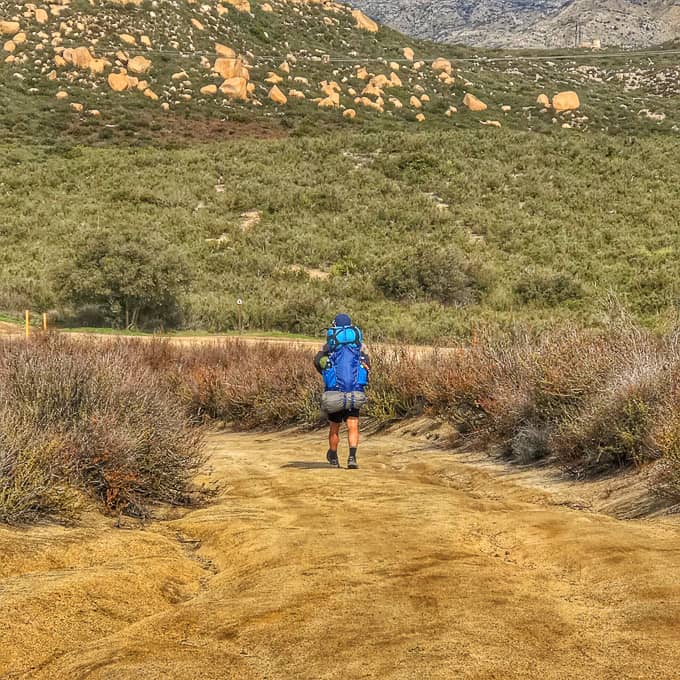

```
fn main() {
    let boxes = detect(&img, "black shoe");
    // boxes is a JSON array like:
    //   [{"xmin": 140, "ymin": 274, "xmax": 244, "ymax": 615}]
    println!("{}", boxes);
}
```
[
  {"xmin": 326, "ymin": 451, "xmax": 340, "ymax": 468},
  {"xmin": 347, "ymin": 455, "xmax": 359, "ymax": 470}
]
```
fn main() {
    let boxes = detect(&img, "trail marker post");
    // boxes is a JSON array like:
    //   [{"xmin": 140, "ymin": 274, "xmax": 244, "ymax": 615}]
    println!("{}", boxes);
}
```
[
  {"xmin": 237, "ymin": 299, "xmax": 243, "ymax": 333},
  {"xmin": 42, "ymin": 313, "xmax": 48, "ymax": 332},
  {"xmin": 25, "ymin": 310, "xmax": 30, "ymax": 339}
]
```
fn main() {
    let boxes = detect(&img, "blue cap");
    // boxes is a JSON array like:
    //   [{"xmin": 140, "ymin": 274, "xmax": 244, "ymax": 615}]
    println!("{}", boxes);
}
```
[{"xmin": 333, "ymin": 313, "xmax": 352, "ymax": 327}]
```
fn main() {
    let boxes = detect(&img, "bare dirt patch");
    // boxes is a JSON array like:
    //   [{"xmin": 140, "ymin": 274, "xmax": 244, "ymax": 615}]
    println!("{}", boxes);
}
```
[{"xmin": 2, "ymin": 429, "xmax": 679, "ymax": 678}]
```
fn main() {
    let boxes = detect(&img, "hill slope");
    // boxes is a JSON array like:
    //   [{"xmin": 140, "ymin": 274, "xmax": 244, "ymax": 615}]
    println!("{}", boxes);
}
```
[
  {"xmin": 2, "ymin": 1, "xmax": 680, "ymax": 340},
  {"xmin": 2, "ymin": 0, "xmax": 680, "ymax": 145},
  {"xmin": 351, "ymin": 0, "xmax": 680, "ymax": 48}
]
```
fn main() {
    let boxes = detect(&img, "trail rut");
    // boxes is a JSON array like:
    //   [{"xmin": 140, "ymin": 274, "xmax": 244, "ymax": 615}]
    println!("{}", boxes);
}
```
[{"xmin": 1, "ymin": 429, "xmax": 679, "ymax": 679}]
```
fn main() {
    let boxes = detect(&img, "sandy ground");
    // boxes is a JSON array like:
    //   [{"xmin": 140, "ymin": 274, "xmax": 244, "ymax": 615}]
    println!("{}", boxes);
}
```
[{"xmin": 1, "ymin": 428, "xmax": 680, "ymax": 679}]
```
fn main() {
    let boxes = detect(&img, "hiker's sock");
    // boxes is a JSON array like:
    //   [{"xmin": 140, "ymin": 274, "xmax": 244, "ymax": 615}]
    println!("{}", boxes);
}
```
[
  {"xmin": 349, "ymin": 447, "xmax": 357, "ymax": 459},
  {"xmin": 347, "ymin": 447, "xmax": 358, "ymax": 469}
]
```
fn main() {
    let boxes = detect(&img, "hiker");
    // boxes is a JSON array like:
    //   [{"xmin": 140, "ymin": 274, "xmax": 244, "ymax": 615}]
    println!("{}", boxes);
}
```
[{"xmin": 314, "ymin": 313, "xmax": 370, "ymax": 469}]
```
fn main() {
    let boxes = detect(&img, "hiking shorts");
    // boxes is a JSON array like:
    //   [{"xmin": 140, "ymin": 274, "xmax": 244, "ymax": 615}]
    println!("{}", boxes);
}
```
[{"xmin": 328, "ymin": 408, "xmax": 361, "ymax": 423}]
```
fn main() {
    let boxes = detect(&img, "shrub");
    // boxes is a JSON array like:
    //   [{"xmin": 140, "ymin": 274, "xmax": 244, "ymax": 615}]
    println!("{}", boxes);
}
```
[
  {"xmin": 0, "ymin": 337, "xmax": 205, "ymax": 523},
  {"xmin": 513, "ymin": 268, "xmax": 584, "ymax": 307},
  {"xmin": 374, "ymin": 244, "xmax": 483, "ymax": 306}
]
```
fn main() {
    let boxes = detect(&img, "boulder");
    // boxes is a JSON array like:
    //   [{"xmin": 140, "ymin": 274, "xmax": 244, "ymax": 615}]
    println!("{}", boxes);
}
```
[
  {"xmin": 420, "ymin": 94, "xmax": 430, "ymax": 103},
  {"xmin": 191, "ymin": 18, "xmax": 205, "ymax": 30},
  {"xmin": 409, "ymin": 95, "xmax": 422, "ymax": 109},
  {"xmin": 225, "ymin": 0, "xmax": 250, "ymax": 11},
  {"xmin": 320, "ymin": 80, "xmax": 341, "ymax": 96},
  {"xmin": 432, "ymin": 57, "xmax": 452, "ymax": 74},
  {"xmin": 140, "ymin": 35, "xmax": 151, "ymax": 47},
  {"xmin": 389, "ymin": 96, "xmax": 403, "ymax": 109},
  {"xmin": 403, "ymin": 47, "xmax": 414, "ymax": 61},
  {"xmin": 351, "ymin": 9, "xmax": 378, "ymax": 32},
  {"xmin": 35, "ymin": 8, "xmax": 48, "ymax": 24},
  {"xmin": 88, "ymin": 109, "xmax": 101, "ymax": 117},
  {"xmin": 268, "ymin": 85, "xmax": 287, "ymax": 105},
  {"xmin": 552, "ymin": 91, "xmax": 580, "ymax": 112},
  {"xmin": 214, "ymin": 57, "xmax": 248, "ymax": 80},
  {"xmin": 362, "ymin": 83, "xmax": 383, "ymax": 98},
  {"xmin": 128, "ymin": 55, "xmax": 151, "ymax": 74},
  {"xmin": 288, "ymin": 89, "xmax": 305, "ymax": 99},
  {"xmin": 416, "ymin": 113, "xmax": 425, "ymax": 123},
  {"xmin": 389, "ymin": 61, "xmax": 400, "ymax": 71},
  {"xmin": 0, "ymin": 21, "xmax": 20, "ymax": 35},
  {"xmin": 389, "ymin": 72, "xmax": 402, "ymax": 87},
  {"xmin": 3, "ymin": 40, "xmax": 15, "ymax": 53},
  {"xmin": 70, "ymin": 102, "xmax": 83, "ymax": 112},
  {"xmin": 143, "ymin": 88, "xmax": 158, "ymax": 100},
  {"xmin": 537, "ymin": 93, "xmax": 551, "ymax": 108},
  {"xmin": 161, "ymin": 102, "xmax": 170, "ymax": 112},
  {"xmin": 261, "ymin": 2, "xmax": 273, "ymax": 11},
  {"xmin": 119, "ymin": 33, "xmax": 136, "ymax": 45},
  {"xmin": 369, "ymin": 74, "xmax": 389, "ymax": 89},
  {"xmin": 343, "ymin": 108, "xmax": 356, "ymax": 119},
  {"xmin": 220, "ymin": 76, "xmax": 248, "ymax": 100},
  {"xmin": 13, "ymin": 32, "xmax": 26, "ymax": 44},
  {"xmin": 89, "ymin": 58, "xmax": 110, "ymax": 75},
  {"xmin": 108, "ymin": 71, "xmax": 130, "ymax": 91},
  {"xmin": 55, "ymin": 90, "xmax": 68, "ymax": 99},
  {"xmin": 445, "ymin": 106, "xmax": 457, "ymax": 116},
  {"xmin": 356, "ymin": 66, "xmax": 369, "ymax": 81},
  {"xmin": 265, "ymin": 71, "xmax": 283, "ymax": 84},
  {"xmin": 200, "ymin": 84, "xmax": 218, "ymax": 95},
  {"xmin": 318, "ymin": 92, "xmax": 340, "ymax": 108},
  {"xmin": 501, "ymin": 105, "xmax": 511, "ymax": 112},
  {"xmin": 463, "ymin": 93, "xmax": 487, "ymax": 112},
  {"xmin": 481, "ymin": 120, "xmax": 501, "ymax": 128},
  {"xmin": 279, "ymin": 61, "xmax": 290, "ymax": 74}
]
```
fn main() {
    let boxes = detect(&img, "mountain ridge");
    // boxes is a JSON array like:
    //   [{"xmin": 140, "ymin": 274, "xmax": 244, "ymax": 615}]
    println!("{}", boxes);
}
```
[{"xmin": 350, "ymin": 0, "xmax": 680, "ymax": 48}]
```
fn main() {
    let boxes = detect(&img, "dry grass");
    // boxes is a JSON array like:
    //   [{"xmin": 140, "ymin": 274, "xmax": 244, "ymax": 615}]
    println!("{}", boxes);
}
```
[{"xmin": 5, "ymin": 318, "xmax": 680, "ymax": 523}]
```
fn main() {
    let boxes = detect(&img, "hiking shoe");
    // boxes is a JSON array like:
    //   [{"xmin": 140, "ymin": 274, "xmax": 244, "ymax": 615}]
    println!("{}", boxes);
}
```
[
  {"xmin": 326, "ymin": 451, "xmax": 340, "ymax": 468},
  {"xmin": 347, "ymin": 455, "xmax": 359, "ymax": 470}
]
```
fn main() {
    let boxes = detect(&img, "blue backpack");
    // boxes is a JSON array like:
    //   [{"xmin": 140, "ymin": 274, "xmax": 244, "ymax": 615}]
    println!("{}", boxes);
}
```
[{"xmin": 322, "ymin": 325, "xmax": 369, "ymax": 393}]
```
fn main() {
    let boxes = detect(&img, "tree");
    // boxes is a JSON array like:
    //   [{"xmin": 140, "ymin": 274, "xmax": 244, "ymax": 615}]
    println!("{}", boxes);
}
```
[{"xmin": 54, "ymin": 228, "xmax": 191, "ymax": 328}]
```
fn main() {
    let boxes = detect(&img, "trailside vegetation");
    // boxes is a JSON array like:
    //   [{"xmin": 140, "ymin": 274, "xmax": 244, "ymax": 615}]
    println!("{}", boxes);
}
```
[{"xmin": 4, "ymin": 315, "xmax": 680, "ymax": 524}]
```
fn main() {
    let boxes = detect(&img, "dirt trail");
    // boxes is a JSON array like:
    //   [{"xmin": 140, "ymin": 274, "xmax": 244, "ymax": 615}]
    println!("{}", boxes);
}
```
[{"xmin": 2, "ymin": 429, "xmax": 680, "ymax": 679}]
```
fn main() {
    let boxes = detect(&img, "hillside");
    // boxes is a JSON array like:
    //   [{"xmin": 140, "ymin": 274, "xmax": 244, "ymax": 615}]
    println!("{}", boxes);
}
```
[
  {"xmin": 2, "ymin": 0, "xmax": 680, "ymax": 144},
  {"xmin": 351, "ymin": 0, "xmax": 680, "ymax": 49},
  {"xmin": 2, "ymin": 1, "xmax": 680, "ymax": 340}
]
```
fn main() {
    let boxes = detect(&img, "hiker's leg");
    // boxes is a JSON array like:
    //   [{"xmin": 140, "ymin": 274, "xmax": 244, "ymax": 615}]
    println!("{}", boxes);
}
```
[
  {"xmin": 347, "ymin": 417, "xmax": 359, "ymax": 448},
  {"xmin": 346, "ymin": 416, "xmax": 360, "ymax": 469},
  {"xmin": 329, "ymin": 421, "xmax": 341, "ymax": 452}
]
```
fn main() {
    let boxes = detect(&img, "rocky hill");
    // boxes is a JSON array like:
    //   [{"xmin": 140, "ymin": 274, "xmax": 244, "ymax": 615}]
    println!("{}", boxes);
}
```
[
  {"xmin": 1, "ymin": 0, "xmax": 680, "ymax": 146},
  {"xmin": 351, "ymin": 0, "xmax": 680, "ymax": 48}
]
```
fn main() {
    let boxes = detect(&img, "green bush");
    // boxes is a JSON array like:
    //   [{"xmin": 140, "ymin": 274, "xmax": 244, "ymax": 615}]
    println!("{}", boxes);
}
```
[
  {"xmin": 513, "ymin": 268, "xmax": 585, "ymax": 307},
  {"xmin": 374, "ymin": 244, "xmax": 483, "ymax": 306}
]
